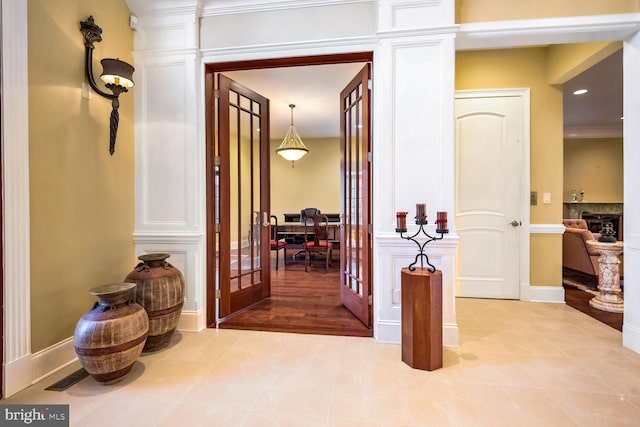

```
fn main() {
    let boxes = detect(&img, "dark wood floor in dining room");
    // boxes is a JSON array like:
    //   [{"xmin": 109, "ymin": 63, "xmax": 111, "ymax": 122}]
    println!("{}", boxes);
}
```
[{"xmin": 218, "ymin": 251, "xmax": 372, "ymax": 337}]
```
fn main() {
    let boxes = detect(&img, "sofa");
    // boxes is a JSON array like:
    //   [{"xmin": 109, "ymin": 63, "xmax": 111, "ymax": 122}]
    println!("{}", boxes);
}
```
[{"xmin": 562, "ymin": 219, "xmax": 623, "ymax": 278}]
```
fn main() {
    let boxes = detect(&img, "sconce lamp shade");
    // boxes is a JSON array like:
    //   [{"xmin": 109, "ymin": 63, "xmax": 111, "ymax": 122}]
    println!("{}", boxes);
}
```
[
  {"xmin": 276, "ymin": 104, "xmax": 309, "ymax": 163},
  {"xmin": 80, "ymin": 15, "xmax": 135, "ymax": 155},
  {"xmin": 100, "ymin": 58, "xmax": 135, "ymax": 88}
]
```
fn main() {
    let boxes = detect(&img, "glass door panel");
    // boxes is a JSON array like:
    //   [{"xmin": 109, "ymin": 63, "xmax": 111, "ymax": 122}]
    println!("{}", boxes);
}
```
[
  {"xmin": 340, "ymin": 64, "xmax": 371, "ymax": 327},
  {"xmin": 217, "ymin": 74, "xmax": 270, "ymax": 319}
]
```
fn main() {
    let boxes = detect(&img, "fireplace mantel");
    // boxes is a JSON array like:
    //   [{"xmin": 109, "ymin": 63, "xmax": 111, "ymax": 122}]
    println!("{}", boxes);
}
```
[{"xmin": 563, "ymin": 202, "xmax": 624, "ymax": 219}]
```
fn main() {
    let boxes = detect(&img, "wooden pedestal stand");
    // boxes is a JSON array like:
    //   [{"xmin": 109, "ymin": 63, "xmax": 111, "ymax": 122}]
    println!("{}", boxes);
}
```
[{"xmin": 401, "ymin": 267, "xmax": 443, "ymax": 371}]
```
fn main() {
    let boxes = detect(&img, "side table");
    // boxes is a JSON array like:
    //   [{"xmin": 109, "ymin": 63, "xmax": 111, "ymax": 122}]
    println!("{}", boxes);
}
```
[{"xmin": 586, "ymin": 240, "xmax": 624, "ymax": 313}]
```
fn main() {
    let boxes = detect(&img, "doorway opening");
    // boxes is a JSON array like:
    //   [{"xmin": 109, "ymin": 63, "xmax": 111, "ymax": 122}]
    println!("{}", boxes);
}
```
[{"xmin": 205, "ymin": 53, "xmax": 374, "ymax": 337}]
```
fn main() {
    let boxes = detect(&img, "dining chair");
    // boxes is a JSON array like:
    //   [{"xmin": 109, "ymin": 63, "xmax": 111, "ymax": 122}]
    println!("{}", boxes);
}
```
[
  {"xmin": 270, "ymin": 215, "xmax": 287, "ymax": 270},
  {"xmin": 303, "ymin": 214, "xmax": 333, "ymax": 272}
]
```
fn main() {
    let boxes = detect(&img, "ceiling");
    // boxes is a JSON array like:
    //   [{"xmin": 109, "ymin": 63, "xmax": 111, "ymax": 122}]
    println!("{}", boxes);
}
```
[
  {"xmin": 563, "ymin": 49, "xmax": 623, "ymax": 139},
  {"xmin": 222, "ymin": 49, "xmax": 622, "ymax": 141},
  {"xmin": 224, "ymin": 62, "xmax": 368, "ymax": 140}
]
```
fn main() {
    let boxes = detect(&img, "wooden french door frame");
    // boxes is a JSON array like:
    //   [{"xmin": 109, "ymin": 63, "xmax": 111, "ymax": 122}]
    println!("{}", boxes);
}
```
[
  {"xmin": 340, "ymin": 64, "xmax": 372, "ymax": 327},
  {"xmin": 205, "ymin": 52, "xmax": 374, "ymax": 328},
  {"xmin": 208, "ymin": 73, "xmax": 272, "ymax": 322}
]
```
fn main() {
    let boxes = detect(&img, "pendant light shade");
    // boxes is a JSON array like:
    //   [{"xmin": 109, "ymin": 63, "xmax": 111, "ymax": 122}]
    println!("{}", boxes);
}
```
[{"xmin": 276, "ymin": 104, "xmax": 309, "ymax": 165}]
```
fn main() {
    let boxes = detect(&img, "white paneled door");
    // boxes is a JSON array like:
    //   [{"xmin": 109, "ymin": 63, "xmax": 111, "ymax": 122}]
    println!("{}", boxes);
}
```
[{"xmin": 455, "ymin": 90, "xmax": 527, "ymax": 299}]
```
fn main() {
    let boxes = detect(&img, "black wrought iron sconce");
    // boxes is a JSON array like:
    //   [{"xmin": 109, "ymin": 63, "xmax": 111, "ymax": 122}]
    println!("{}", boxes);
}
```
[{"xmin": 80, "ymin": 16, "xmax": 134, "ymax": 155}]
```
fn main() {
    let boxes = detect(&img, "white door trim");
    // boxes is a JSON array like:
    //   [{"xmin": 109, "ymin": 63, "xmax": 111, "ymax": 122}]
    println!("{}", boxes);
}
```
[{"xmin": 455, "ymin": 88, "xmax": 531, "ymax": 300}]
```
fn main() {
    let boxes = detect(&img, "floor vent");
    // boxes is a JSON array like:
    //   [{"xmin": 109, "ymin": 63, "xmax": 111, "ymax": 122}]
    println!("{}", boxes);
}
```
[{"xmin": 45, "ymin": 368, "xmax": 89, "ymax": 391}]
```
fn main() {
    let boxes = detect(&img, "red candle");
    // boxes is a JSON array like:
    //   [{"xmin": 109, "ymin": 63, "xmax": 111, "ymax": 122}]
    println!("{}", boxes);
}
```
[
  {"xmin": 436, "ymin": 211, "xmax": 448, "ymax": 233},
  {"xmin": 416, "ymin": 203, "xmax": 426, "ymax": 223},
  {"xmin": 396, "ymin": 211, "xmax": 408, "ymax": 231}
]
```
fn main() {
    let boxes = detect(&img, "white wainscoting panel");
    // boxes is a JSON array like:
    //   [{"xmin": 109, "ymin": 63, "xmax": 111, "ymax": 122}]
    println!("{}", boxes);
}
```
[
  {"xmin": 375, "ymin": 234, "xmax": 459, "ymax": 347},
  {"xmin": 378, "ymin": 0, "xmax": 454, "ymax": 32},
  {"xmin": 134, "ymin": 235, "xmax": 206, "ymax": 325},
  {"xmin": 134, "ymin": 51, "xmax": 202, "ymax": 234}
]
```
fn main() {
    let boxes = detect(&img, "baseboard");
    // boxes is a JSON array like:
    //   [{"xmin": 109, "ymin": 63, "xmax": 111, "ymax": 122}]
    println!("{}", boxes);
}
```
[
  {"xmin": 623, "ymin": 323, "xmax": 640, "ymax": 355},
  {"xmin": 374, "ymin": 319, "xmax": 401, "ymax": 343},
  {"xmin": 3, "ymin": 354, "xmax": 33, "ymax": 398},
  {"xmin": 31, "ymin": 337, "xmax": 78, "ymax": 387},
  {"xmin": 177, "ymin": 309, "xmax": 206, "ymax": 332},
  {"xmin": 4, "ymin": 337, "xmax": 78, "ymax": 398},
  {"xmin": 5, "ymin": 311, "xmax": 205, "ymax": 398},
  {"xmin": 374, "ymin": 320, "xmax": 459, "ymax": 347},
  {"xmin": 4, "ymin": 312, "xmax": 204, "ymax": 398},
  {"xmin": 522, "ymin": 283, "xmax": 565, "ymax": 303},
  {"xmin": 443, "ymin": 323, "xmax": 459, "ymax": 348}
]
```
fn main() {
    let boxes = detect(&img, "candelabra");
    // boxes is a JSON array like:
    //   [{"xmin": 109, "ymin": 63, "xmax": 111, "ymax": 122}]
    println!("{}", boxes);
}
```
[{"xmin": 396, "ymin": 204, "xmax": 449, "ymax": 272}]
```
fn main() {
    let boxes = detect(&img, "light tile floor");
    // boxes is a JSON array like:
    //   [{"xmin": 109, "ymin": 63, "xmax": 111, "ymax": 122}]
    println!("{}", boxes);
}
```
[{"xmin": 5, "ymin": 298, "xmax": 640, "ymax": 426}]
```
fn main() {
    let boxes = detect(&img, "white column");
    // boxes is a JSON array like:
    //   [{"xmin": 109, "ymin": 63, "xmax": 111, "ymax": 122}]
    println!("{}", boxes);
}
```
[
  {"xmin": 373, "ymin": 0, "xmax": 459, "ymax": 346},
  {"xmin": 623, "ymin": 31, "xmax": 640, "ymax": 353},
  {"xmin": 128, "ymin": 4, "xmax": 207, "ymax": 331},
  {"xmin": 1, "ymin": 0, "xmax": 33, "ymax": 396}
]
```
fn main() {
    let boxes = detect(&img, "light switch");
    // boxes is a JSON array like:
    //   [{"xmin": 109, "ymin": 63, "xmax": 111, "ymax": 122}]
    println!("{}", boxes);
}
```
[
  {"xmin": 543, "ymin": 192, "xmax": 551, "ymax": 204},
  {"xmin": 530, "ymin": 191, "xmax": 537, "ymax": 206}
]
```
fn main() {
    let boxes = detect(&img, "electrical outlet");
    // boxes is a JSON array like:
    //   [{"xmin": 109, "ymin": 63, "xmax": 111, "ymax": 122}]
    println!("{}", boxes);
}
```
[{"xmin": 530, "ymin": 191, "xmax": 537, "ymax": 206}]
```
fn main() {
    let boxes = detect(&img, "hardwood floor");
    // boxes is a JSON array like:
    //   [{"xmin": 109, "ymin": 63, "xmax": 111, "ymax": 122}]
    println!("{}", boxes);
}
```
[
  {"xmin": 219, "ymin": 252, "xmax": 372, "ymax": 337},
  {"xmin": 563, "ymin": 283, "xmax": 623, "ymax": 332}
]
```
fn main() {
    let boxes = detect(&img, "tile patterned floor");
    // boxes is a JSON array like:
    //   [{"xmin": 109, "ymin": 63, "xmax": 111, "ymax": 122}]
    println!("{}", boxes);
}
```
[{"xmin": 5, "ymin": 298, "xmax": 640, "ymax": 426}]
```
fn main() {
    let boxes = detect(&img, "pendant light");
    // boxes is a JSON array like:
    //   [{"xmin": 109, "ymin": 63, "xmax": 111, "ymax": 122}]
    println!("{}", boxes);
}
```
[{"xmin": 276, "ymin": 104, "xmax": 309, "ymax": 167}]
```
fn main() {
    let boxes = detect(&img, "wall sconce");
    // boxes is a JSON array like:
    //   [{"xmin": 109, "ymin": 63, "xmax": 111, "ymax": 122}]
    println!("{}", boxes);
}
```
[{"xmin": 80, "ymin": 16, "xmax": 134, "ymax": 155}]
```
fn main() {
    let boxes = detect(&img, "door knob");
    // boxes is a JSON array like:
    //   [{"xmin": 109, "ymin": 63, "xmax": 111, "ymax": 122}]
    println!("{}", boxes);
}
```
[{"xmin": 509, "ymin": 220, "xmax": 521, "ymax": 227}]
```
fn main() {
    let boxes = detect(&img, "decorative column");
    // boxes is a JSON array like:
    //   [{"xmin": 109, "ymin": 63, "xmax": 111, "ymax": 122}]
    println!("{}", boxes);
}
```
[
  {"xmin": 374, "ymin": 0, "xmax": 458, "ymax": 347},
  {"xmin": 586, "ymin": 240, "xmax": 624, "ymax": 313}
]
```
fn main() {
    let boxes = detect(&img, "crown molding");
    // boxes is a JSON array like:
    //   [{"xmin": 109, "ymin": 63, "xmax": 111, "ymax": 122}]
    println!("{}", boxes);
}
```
[
  {"xmin": 564, "ymin": 124, "xmax": 623, "ymax": 139},
  {"xmin": 201, "ymin": 0, "xmax": 374, "ymax": 16},
  {"xmin": 457, "ymin": 13, "xmax": 640, "ymax": 51},
  {"xmin": 126, "ymin": 0, "xmax": 201, "ymax": 17}
]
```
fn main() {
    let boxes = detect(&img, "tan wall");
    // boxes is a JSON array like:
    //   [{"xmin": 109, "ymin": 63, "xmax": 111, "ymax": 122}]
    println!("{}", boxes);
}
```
[
  {"xmin": 270, "ymin": 137, "xmax": 340, "ymax": 222},
  {"xmin": 547, "ymin": 42, "xmax": 622, "ymax": 85},
  {"xmin": 456, "ymin": 47, "xmax": 563, "ymax": 286},
  {"xmin": 28, "ymin": 0, "xmax": 135, "ymax": 352},
  {"xmin": 564, "ymin": 138, "xmax": 624, "ymax": 203},
  {"xmin": 455, "ymin": 0, "xmax": 639, "ymax": 23},
  {"xmin": 530, "ymin": 234, "xmax": 562, "ymax": 285}
]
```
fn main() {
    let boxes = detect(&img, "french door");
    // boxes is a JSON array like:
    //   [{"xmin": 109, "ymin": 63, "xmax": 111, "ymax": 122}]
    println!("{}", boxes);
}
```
[
  {"xmin": 340, "ymin": 64, "xmax": 372, "ymax": 327},
  {"xmin": 215, "ymin": 74, "xmax": 271, "ymax": 319}
]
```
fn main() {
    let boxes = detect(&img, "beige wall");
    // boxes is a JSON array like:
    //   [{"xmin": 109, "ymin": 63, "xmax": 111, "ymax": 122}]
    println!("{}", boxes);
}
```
[
  {"xmin": 547, "ymin": 42, "xmax": 622, "ymax": 85},
  {"xmin": 456, "ymin": 47, "xmax": 564, "ymax": 286},
  {"xmin": 270, "ymin": 137, "xmax": 341, "ymax": 222},
  {"xmin": 564, "ymin": 138, "xmax": 624, "ymax": 203},
  {"xmin": 455, "ymin": 0, "xmax": 639, "ymax": 23},
  {"xmin": 28, "ymin": 0, "xmax": 135, "ymax": 352}
]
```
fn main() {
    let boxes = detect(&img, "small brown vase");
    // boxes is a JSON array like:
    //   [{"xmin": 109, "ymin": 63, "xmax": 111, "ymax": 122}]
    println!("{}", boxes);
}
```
[
  {"xmin": 125, "ymin": 253, "xmax": 185, "ymax": 352},
  {"xmin": 74, "ymin": 283, "xmax": 149, "ymax": 384}
]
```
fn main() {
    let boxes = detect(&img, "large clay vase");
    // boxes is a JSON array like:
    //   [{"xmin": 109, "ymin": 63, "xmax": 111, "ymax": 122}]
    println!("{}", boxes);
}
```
[
  {"xmin": 74, "ymin": 283, "xmax": 149, "ymax": 384},
  {"xmin": 125, "ymin": 253, "xmax": 185, "ymax": 352}
]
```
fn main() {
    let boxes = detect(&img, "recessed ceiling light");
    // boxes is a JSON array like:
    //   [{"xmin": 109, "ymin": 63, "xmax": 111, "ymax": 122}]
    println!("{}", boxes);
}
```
[{"xmin": 573, "ymin": 89, "xmax": 588, "ymax": 95}]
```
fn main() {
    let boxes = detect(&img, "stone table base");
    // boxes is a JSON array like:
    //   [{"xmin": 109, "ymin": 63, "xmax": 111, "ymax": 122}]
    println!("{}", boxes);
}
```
[{"xmin": 586, "ymin": 240, "xmax": 624, "ymax": 313}]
